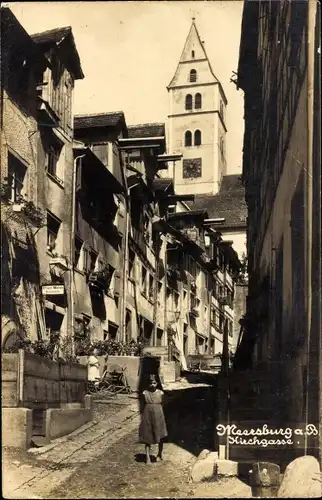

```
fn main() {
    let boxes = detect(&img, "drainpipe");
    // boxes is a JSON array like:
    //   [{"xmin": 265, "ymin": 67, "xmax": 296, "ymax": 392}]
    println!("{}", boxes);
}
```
[
  {"xmin": 152, "ymin": 233, "xmax": 160, "ymax": 346},
  {"xmin": 164, "ymin": 237, "xmax": 170, "ymax": 361},
  {"xmin": 118, "ymin": 151, "xmax": 141, "ymax": 342},
  {"xmin": 304, "ymin": 0, "xmax": 316, "ymax": 455},
  {"xmin": 70, "ymin": 150, "xmax": 86, "ymax": 356},
  {"xmin": 121, "ymin": 174, "xmax": 130, "ymax": 343}
]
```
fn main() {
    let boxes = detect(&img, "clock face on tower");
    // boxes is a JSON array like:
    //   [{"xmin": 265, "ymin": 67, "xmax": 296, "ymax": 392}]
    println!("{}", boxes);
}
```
[{"xmin": 183, "ymin": 158, "xmax": 202, "ymax": 179}]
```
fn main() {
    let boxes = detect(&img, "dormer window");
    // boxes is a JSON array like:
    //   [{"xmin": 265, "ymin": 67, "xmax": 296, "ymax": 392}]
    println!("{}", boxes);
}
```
[
  {"xmin": 191, "ymin": 50, "xmax": 195, "ymax": 59},
  {"xmin": 189, "ymin": 69, "xmax": 197, "ymax": 83},
  {"xmin": 185, "ymin": 94, "xmax": 193, "ymax": 110}
]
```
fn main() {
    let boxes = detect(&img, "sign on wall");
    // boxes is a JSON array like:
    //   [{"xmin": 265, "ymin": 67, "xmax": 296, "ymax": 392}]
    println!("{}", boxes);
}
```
[{"xmin": 42, "ymin": 285, "xmax": 65, "ymax": 296}]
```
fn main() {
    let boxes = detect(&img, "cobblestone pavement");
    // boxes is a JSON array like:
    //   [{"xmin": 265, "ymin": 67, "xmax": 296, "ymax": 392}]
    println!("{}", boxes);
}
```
[{"xmin": 3, "ymin": 386, "xmax": 251, "ymax": 499}]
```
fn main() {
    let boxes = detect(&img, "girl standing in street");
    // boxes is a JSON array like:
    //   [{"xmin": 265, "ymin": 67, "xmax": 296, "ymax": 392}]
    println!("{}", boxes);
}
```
[{"xmin": 139, "ymin": 374, "xmax": 168, "ymax": 464}]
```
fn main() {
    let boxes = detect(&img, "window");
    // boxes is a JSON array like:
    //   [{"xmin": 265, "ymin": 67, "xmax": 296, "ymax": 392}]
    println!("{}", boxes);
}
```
[
  {"xmin": 47, "ymin": 146, "xmax": 59, "ymax": 177},
  {"xmin": 129, "ymin": 250, "xmax": 135, "ymax": 279},
  {"xmin": 45, "ymin": 308, "xmax": 63, "ymax": 342},
  {"xmin": 46, "ymin": 138, "xmax": 63, "ymax": 185},
  {"xmin": 195, "ymin": 93, "xmax": 202, "ymax": 109},
  {"xmin": 141, "ymin": 266, "xmax": 147, "ymax": 296},
  {"xmin": 74, "ymin": 236, "xmax": 83, "ymax": 268},
  {"xmin": 108, "ymin": 321, "xmax": 118, "ymax": 340},
  {"xmin": 184, "ymin": 130, "xmax": 192, "ymax": 147},
  {"xmin": 84, "ymin": 248, "xmax": 98, "ymax": 274},
  {"xmin": 148, "ymin": 275, "xmax": 154, "ymax": 301},
  {"xmin": 185, "ymin": 94, "xmax": 193, "ymax": 110},
  {"xmin": 191, "ymin": 50, "xmax": 195, "ymax": 59},
  {"xmin": 7, "ymin": 153, "xmax": 27, "ymax": 202},
  {"xmin": 125, "ymin": 310, "xmax": 132, "ymax": 342},
  {"xmin": 194, "ymin": 130, "xmax": 202, "ymax": 146},
  {"xmin": 189, "ymin": 69, "xmax": 197, "ymax": 82},
  {"xmin": 47, "ymin": 211, "xmax": 61, "ymax": 252},
  {"xmin": 219, "ymin": 314, "xmax": 225, "ymax": 333},
  {"xmin": 173, "ymin": 290, "xmax": 179, "ymax": 308}
]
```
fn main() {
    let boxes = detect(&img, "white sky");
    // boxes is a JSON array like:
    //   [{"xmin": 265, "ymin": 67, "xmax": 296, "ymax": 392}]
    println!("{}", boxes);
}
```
[{"xmin": 7, "ymin": 1, "xmax": 245, "ymax": 173}]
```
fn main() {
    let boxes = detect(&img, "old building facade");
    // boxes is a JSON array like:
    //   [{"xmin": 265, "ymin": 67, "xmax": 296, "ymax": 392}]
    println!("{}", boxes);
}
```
[
  {"xmin": 236, "ymin": 0, "xmax": 321, "ymax": 458},
  {"xmin": 164, "ymin": 20, "xmax": 247, "ymax": 264},
  {"xmin": 32, "ymin": 26, "xmax": 84, "ymax": 354},
  {"xmin": 1, "ymin": 8, "xmax": 49, "ymax": 347},
  {"xmin": 1, "ymin": 8, "xmax": 244, "ymax": 373}
]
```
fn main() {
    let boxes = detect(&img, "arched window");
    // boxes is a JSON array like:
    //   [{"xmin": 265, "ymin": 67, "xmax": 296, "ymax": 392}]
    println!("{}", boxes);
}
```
[
  {"xmin": 195, "ymin": 93, "xmax": 202, "ymax": 109},
  {"xmin": 185, "ymin": 131, "xmax": 192, "ymax": 147},
  {"xmin": 189, "ymin": 69, "xmax": 197, "ymax": 83},
  {"xmin": 191, "ymin": 50, "xmax": 195, "ymax": 59},
  {"xmin": 194, "ymin": 130, "xmax": 202, "ymax": 146},
  {"xmin": 185, "ymin": 94, "xmax": 193, "ymax": 110}
]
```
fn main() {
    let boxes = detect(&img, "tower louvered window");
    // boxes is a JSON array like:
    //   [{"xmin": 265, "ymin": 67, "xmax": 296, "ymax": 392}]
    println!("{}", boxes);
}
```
[
  {"xmin": 194, "ymin": 130, "xmax": 202, "ymax": 146},
  {"xmin": 195, "ymin": 93, "xmax": 202, "ymax": 109},
  {"xmin": 185, "ymin": 94, "xmax": 193, "ymax": 110},
  {"xmin": 189, "ymin": 69, "xmax": 197, "ymax": 82},
  {"xmin": 185, "ymin": 131, "xmax": 192, "ymax": 147}
]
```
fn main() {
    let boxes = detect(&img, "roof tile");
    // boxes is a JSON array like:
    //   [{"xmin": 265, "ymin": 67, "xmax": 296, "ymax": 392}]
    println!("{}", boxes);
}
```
[
  {"xmin": 74, "ymin": 112, "xmax": 126, "ymax": 130},
  {"xmin": 187, "ymin": 174, "xmax": 247, "ymax": 228},
  {"xmin": 127, "ymin": 123, "xmax": 165, "ymax": 138},
  {"xmin": 31, "ymin": 26, "xmax": 72, "ymax": 44}
]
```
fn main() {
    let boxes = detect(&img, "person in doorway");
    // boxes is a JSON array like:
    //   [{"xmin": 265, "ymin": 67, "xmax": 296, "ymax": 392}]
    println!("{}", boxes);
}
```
[
  {"xmin": 139, "ymin": 374, "xmax": 168, "ymax": 464},
  {"xmin": 87, "ymin": 348, "xmax": 100, "ymax": 387}
]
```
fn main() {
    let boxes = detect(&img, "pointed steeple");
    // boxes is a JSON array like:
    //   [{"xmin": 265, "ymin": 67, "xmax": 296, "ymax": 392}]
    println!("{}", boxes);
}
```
[{"xmin": 168, "ymin": 20, "xmax": 219, "ymax": 89}]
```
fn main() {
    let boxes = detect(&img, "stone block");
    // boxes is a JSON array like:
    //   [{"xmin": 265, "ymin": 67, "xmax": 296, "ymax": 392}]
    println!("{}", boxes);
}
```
[
  {"xmin": 160, "ymin": 361, "xmax": 176, "ymax": 383},
  {"xmin": 60, "ymin": 403, "xmax": 83, "ymax": 409},
  {"xmin": 45, "ymin": 408, "xmax": 93, "ymax": 440},
  {"xmin": 84, "ymin": 394, "xmax": 93, "ymax": 410},
  {"xmin": 216, "ymin": 459, "xmax": 238, "ymax": 477},
  {"xmin": 278, "ymin": 456, "xmax": 321, "ymax": 498},
  {"xmin": 2, "ymin": 408, "xmax": 33, "ymax": 449},
  {"xmin": 197, "ymin": 449, "xmax": 211, "ymax": 461},
  {"xmin": 191, "ymin": 451, "xmax": 218, "ymax": 482}
]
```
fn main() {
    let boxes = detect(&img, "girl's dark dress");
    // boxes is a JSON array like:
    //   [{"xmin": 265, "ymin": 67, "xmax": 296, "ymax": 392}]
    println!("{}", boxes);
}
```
[{"xmin": 139, "ymin": 389, "xmax": 168, "ymax": 445}]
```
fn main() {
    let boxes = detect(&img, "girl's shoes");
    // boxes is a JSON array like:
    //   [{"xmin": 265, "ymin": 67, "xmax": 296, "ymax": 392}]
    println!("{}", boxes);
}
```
[{"xmin": 156, "ymin": 455, "xmax": 163, "ymax": 462}]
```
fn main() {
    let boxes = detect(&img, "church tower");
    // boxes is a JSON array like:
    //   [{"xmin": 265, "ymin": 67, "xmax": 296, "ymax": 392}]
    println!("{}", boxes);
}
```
[{"xmin": 167, "ymin": 20, "xmax": 228, "ymax": 195}]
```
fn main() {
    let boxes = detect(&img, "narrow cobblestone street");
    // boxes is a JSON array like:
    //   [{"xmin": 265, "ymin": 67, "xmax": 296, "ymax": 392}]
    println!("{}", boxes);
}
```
[{"xmin": 3, "ymin": 387, "xmax": 251, "ymax": 499}]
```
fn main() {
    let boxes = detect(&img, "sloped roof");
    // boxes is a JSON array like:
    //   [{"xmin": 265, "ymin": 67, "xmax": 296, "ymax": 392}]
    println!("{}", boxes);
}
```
[
  {"xmin": 169, "ymin": 208, "xmax": 208, "ymax": 220},
  {"xmin": 31, "ymin": 26, "xmax": 84, "ymax": 79},
  {"xmin": 167, "ymin": 21, "xmax": 227, "ymax": 103},
  {"xmin": 187, "ymin": 175, "xmax": 247, "ymax": 228},
  {"xmin": 31, "ymin": 26, "xmax": 71, "ymax": 44},
  {"xmin": 127, "ymin": 123, "xmax": 165, "ymax": 138},
  {"xmin": 74, "ymin": 112, "xmax": 126, "ymax": 130},
  {"xmin": 153, "ymin": 178, "xmax": 174, "ymax": 193}
]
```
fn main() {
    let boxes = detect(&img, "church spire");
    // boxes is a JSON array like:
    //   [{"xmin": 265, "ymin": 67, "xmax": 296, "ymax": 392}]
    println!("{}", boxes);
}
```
[{"xmin": 168, "ymin": 19, "xmax": 218, "ymax": 89}]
